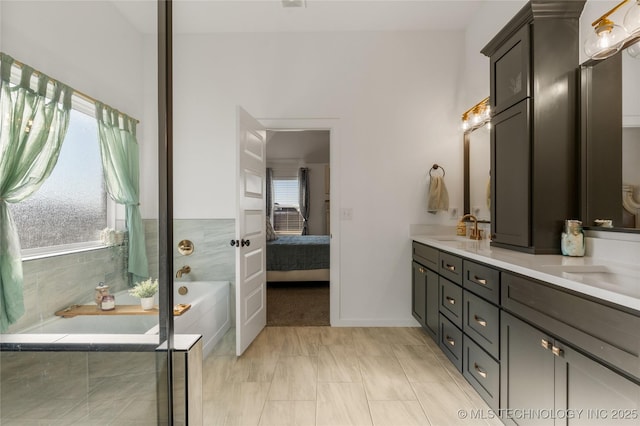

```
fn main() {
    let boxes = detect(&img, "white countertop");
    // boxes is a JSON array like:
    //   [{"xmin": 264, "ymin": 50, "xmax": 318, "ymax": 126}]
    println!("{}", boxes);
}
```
[{"xmin": 412, "ymin": 234, "xmax": 640, "ymax": 313}]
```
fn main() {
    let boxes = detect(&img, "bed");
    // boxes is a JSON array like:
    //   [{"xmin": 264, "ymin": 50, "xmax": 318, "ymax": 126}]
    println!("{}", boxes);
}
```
[{"xmin": 266, "ymin": 235, "xmax": 330, "ymax": 282}]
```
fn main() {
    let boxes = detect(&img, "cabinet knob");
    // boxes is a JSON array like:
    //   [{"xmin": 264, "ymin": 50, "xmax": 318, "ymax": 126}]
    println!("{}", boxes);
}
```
[
  {"xmin": 445, "ymin": 263, "xmax": 456, "ymax": 272},
  {"xmin": 541, "ymin": 338, "xmax": 552, "ymax": 350},
  {"xmin": 445, "ymin": 335, "xmax": 455, "ymax": 347},
  {"xmin": 446, "ymin": 296, "xmax": 456, "ymax": 305}
]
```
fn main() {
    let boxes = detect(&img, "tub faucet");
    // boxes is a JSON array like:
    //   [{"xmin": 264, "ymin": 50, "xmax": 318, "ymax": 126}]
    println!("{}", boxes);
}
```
[{"xmin": 176, "ymin": 265, "xmax": 191, "ymax": 278}]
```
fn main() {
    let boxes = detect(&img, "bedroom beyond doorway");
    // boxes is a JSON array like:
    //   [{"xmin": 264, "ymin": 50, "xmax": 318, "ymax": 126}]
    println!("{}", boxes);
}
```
[{"xmin": 265, "ymin": 130, "xmax": 330, "ymax": 326}]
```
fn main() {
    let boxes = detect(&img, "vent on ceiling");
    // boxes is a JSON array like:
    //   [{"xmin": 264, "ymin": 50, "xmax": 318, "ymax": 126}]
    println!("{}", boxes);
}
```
[{"xmin": 282, "ymin": 0, "xmax": 306, "ymax": 8}]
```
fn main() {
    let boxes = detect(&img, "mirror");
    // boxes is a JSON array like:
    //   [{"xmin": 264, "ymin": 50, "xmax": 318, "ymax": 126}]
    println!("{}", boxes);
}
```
[
  {"xmin": 463, "ymin": 96, "xmax": 491, "ymax": 223},
  {"xmin": 464, "ymin": 124, "xmax": 491, "ymax": 222},
  {"xmin": 581, "ymin": 44, "xmax": 640, "ymax": 232}
]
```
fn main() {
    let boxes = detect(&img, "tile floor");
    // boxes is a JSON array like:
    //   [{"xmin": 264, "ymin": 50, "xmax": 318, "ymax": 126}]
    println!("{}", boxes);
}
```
[{"xmin": 203, "ymin": 327, "xmax": 504, "ymax": 426}]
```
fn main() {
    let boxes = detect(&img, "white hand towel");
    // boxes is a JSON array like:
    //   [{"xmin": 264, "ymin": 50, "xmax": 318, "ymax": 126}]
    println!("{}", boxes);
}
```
[{"xmin": 427, "ymin": 175, "xmax": 449, "ymax": 214}]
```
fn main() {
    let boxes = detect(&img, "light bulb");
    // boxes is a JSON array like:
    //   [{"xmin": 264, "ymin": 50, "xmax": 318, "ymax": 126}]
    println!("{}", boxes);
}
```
[
  {"xmin": 624, "ymin": 0, "xmax": 640, "ymax": 37},
  {"xmin": 585, "ymin": 19, "xmax": 629, "ymax": 59}
]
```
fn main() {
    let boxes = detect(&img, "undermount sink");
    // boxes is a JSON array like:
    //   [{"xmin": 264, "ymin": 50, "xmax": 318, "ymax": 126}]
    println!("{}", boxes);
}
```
[
  {"xmin": 539, "ymin": 264, "xmax": 639, "ymax": 288},
  {"xmin": 540, "ymin": 264, "xmax": 612, "ymax": 274}
]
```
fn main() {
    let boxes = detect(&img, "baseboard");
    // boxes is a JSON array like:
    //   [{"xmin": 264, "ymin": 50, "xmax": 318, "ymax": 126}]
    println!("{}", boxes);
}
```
[{"xmin": 329, "ymin": 318, "xmax": 422, "ymax": 327}]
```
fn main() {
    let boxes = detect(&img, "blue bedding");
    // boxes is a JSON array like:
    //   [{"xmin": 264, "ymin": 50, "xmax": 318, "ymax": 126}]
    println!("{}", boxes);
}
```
[{"xmin": 266, "ymin": 235, "xmax": 330, "ymax": 271}]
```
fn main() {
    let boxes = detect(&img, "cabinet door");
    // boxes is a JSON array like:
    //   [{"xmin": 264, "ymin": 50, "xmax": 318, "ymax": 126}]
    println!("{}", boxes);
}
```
[
  {"xmin": 412, "ymin": 261, "xmax": 438, "ymax": 340},
  {"xmin": 556, "ymin": 344, "xmax": 640, "ymax": 426},
  {"xmin": 412, "ymin": 261, "xmax": 426, "ymax": 328},
  {"xmin": 425, "ymin": 266, "xmax": 439, "ymax": 340},
  {"xmin": 501, "ymin": 312, "xmax": 555, "ymax": 426},
  {"xmin": 490, "ymin": 24, "xmax": 530, "ymax": 114},
  {"xmin": 491, "ymin": 99, "xmax": 531, "ymax": 249}
]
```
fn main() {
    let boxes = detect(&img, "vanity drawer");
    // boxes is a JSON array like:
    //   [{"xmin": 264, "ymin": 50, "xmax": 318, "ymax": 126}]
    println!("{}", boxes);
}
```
[
  {"xmin": 463, "ymin": 337, "xmax": 500, "ymax": 411},
  {"xmin": 502, "ymin": 272, "xmax": 640, "ymax": 381},
  {"xmin": 463, "ymin": 290, "xmax": 500, "ymax": 359},
  {"xmin": 463, "ymin": 260, "xmax": 500, "ymax": 305},
  {"xmin": 439, "ymin": 277, "xmax": 463, "ymax": 328},
  {"xmin": 439, "ymin": 251, "xmax": 463, "ymax": 285},
  {"xmin": 412, "ymin": 242, "xmax": 438, "ymax": 271},
  {"xmin": 440, "ymin": 314, "xmax": 463, "ymax": 372}
]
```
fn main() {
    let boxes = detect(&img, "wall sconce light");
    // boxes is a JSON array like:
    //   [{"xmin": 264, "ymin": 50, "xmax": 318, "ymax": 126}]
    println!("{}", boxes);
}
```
[
  {"xmin": 461, "ymin": 97, "xmax": 491, "ymax": 132},
  {"xmin": 585, "ymin": 0, "xmax": 640, "ymax": 59}
]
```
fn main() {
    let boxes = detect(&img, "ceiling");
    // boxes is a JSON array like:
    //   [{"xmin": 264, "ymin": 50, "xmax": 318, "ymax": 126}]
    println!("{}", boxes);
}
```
[
  {"xmin": 111, "ymin": 0, "xmax": 487, "ymax": 35},
  {"xmin": 266, "ymin": 130, "xmax": 330, "ymax": 163}
]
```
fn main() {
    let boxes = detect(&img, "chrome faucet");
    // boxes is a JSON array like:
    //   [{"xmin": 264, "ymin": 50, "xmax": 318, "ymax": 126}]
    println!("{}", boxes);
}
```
[
  {"xmin": 176, "ymin": 265, "xmax": 191, "ymax": 278},
  {"xmin": 459, "ymin": 214, "xmax": 483, "ymax": 240}
]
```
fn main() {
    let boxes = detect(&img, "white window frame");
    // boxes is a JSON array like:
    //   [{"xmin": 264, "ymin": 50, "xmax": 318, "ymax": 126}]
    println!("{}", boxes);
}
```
[
  {"xmin": 13, "ymin": 69, "xmax": 117, "ymax": 260},
  {"xmin": 271, "ymin": 171, "xmax": 303, "ymax": 235}
]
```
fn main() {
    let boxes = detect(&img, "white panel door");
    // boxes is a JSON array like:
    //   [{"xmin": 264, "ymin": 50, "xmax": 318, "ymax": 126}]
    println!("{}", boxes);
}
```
[{"xmin": 235, "ymin": 107, "xmax": 267, "ymax": 356}]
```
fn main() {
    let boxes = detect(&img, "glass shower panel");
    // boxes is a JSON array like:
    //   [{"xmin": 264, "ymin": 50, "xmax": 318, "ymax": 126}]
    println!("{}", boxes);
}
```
[{"xmin": 0, "ymin": 0, "xmax": 169, "ymax": 424}]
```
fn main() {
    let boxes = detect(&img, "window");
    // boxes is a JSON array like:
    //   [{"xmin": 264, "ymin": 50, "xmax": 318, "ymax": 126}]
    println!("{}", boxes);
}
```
[
  {"xmin": 12, "ymin": 106, "xmax": 113, "ymax": 258},
  {"xmin": 272, "ymin": 177, "xmax": 302, "ymax": 234}
]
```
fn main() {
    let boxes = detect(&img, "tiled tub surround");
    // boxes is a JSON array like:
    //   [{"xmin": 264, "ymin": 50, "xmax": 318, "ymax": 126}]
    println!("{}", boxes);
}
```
[
  {"xmin": 8, "ymin": 245, "xmax": 129, "ymax": 333},
  {"xmin": 411, "ymin": 233, "xmax": 640, "ymax": 312},
  {"xmin": 146, "ymin": 218, "xmax": 236, "ymax": 322},
  {"xmin": 9, "ymin": 281, "xmax": 230, "ymax": 359},
  {"xmin": 0, "ymin": 350, "xmax": 159, "ymax": 424},
  {"xmin": 8, "ymin": 218, "xmax": 234, "ymax": 333},
  {"xmin": 0, "ymin": 220, "xmax": 230, "ymax": 424}
]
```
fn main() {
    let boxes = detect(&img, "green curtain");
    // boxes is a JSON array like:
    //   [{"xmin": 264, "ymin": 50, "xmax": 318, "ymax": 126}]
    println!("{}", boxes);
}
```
[
  {"xmin": 0, "ymin": 52, "xmax": 72, "ymax": 332},
  {"xmin": 95, "ymin": 102, "xmax": 148, "ymax": 283}
]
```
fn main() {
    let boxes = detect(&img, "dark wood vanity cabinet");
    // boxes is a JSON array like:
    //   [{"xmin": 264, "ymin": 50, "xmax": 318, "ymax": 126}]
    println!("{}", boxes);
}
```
[
  {"xmin": 412, "ymin": 240, "xmax": 640, "ymax": 420},
  {"xmin": 416, "ymin": 245, "xmax": 503, "ymax": 411},
  {"xmin": 482, "ymin": 1, "xmax": 585, "ymax": 254}
]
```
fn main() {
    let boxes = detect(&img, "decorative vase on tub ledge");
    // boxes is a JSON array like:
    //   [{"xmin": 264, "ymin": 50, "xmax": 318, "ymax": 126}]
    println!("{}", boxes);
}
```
[
  {"xmin": 140, "ymin": 297, "xmax": 155, "ymax": 310},
  {"xmin": 128, "ymin": 278, "xmax": 159, "ymax": 311}
]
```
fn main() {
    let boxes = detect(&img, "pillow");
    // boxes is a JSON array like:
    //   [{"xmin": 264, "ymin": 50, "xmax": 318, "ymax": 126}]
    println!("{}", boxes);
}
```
[{"xmin": 266, "ymin": 218, "xmax": 278, "ymax": 241}]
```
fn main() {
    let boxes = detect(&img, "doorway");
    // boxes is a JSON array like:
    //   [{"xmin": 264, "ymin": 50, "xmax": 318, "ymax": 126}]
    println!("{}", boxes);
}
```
[{"xmin": 265, "ymin": 129, "xmax": 331, "ymax": 326}]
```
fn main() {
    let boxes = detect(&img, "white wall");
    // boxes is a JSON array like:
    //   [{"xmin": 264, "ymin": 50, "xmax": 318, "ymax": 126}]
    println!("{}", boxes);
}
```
[{"xmin": 172, "ymin": 30, "xmax": 465, "ymax": 324}]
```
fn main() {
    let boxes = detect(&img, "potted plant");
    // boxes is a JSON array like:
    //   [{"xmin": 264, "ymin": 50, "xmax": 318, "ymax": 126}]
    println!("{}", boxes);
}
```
[{"xmin": 129, "ymin": 278, "xmax": 159, "ymax": 310}]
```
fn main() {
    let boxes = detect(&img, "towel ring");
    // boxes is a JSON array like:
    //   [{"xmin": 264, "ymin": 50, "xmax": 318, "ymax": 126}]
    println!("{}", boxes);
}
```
[{"xmin": 430, "ymin": 164, "xmax": 445, "ymax": 178}]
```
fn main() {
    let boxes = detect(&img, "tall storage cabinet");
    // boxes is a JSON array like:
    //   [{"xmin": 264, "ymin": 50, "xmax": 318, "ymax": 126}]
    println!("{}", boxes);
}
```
[{"xmin": 481, "ymin": 1, "xmax": 585, "ymax": 254}]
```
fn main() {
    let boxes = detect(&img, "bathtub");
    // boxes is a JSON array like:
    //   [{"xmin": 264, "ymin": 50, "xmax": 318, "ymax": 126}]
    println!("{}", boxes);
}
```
[{"xmin": 21, "ymin": 281, "xmax": 230, "ymax": 358}]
